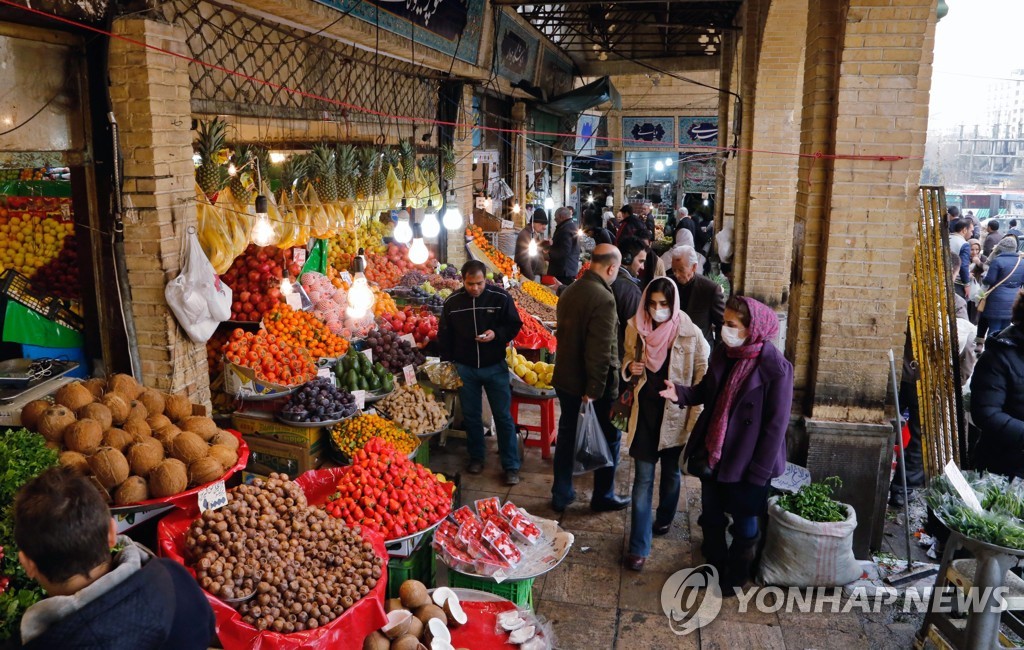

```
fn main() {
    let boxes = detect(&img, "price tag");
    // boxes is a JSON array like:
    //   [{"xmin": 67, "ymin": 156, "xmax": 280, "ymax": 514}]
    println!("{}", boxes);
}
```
[
  {"xmin": 403, "ymin": 364, "xmax": 417, "ymax": 385},
  {"xmin": 353, "ymin": 390, "xmax": 366, "ymax": 410},
  {"xmin": 286, "ymin": 293, "xmax": 302, "ymax": 310},
  {"xmin": 366, "ymin": 408, "xmax": 377, "ymax": 416},
  {"xmin": 502, "ymin": 276, "xmax": 510, "ymax": 289},
  {"xmin": 501, "ymin": 219, "xmax": 514, "ymax": 230},
  {"xmin": 361, "ymin": 348, "xmax": 373, "ymax": 363},
  {"xmin": 340, "ymin": 271, "xmax": 352, "ymax": 283},
  {"xmin": 317, "ymin": 367, "xmax": 332, "ymax": 380},
  {"xmin": 198, "ymin": 481, "xmax": 228, "ymax": 513},
  {"xmin": 400, "ymin": 333, "xmax": 416, "ymax": 345},
  {"xmin": 943, "ymin": 460, "xmax": 983, "ymax": 512},
  {"xmin": 293, "ymin": 248, "xmax": 306, "ymax": 265}
]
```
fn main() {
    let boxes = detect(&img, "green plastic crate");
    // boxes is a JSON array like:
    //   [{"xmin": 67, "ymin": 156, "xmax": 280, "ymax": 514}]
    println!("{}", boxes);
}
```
[
  {"xmin": 447, "ymin": 571, "xmax": 534, "ymax": 609},
  {"xmin": 387, "ymin": 538, "xmax": 435, "ymax": 599}
]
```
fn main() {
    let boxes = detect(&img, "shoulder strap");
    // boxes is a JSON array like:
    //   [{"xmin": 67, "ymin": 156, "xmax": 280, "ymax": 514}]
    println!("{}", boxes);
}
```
[{"xmin": 990, "ymin": 254, "xmax": 1024, "ymax": 293}]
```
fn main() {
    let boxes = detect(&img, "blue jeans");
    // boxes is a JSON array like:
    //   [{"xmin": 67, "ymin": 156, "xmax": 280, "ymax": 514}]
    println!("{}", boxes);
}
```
[
  {"xmin": 456, "ymin": 362, "xmax": 520, "ymax": 471},
  {"xmin": 552, "ymin": 389, "xmax": 621, "ymax": 507},
  {"xmin": 629, "ymin": 447, "xmax": 683, "ymax": 557}
]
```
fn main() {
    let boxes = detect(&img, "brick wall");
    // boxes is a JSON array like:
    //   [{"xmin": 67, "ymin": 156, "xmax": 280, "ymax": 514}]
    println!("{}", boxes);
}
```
[
  {"xmin": 109, "ymin": 17, "xmax": 211, "ymax": 403},
  {"xmin": 446, "ymin": 85, "xmax": 475, "ymax": 267}
]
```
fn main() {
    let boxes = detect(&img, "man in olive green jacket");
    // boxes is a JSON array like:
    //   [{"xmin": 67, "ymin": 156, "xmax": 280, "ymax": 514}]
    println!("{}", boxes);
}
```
[{"xmin": 551, "ymin": 244, "xmax": 629, "ymax": 512}]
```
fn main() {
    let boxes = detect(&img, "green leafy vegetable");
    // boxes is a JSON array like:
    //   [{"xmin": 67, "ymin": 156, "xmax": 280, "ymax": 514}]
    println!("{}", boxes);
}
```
[
  {"xmin": 926, "ymin": 471, "xmax": 1024, "ymax": 551},
  {"xmin": 0, "ymin": 427, "xmax": 58, "ymax": 643},
  {"xmin": 777, "ymin": 476, "xmax": 848, "ymax": 523}
]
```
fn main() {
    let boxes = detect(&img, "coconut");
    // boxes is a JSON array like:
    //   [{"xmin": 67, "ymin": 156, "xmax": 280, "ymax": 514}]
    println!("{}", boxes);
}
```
[
  {"xmin": 188, "ymin": 457, "xmax": 223, "ymax": 486},
  {"xmin": 362, "ymin": 631, "xmax": 390, "ymax": 650},
  {"xmin": 58, "ymin": 450, "xmax": 90, "ymax": 474},
  {"xmin": 389, "ymin": 636, "xmax": 420, "ymax": 650},
  {"xmin": 64, "ymin": 419, "xmax": 104, "ymax": 454},
  {"xmin": 179, "ymin": 416, "xmax": 217, "ymax": 441},
  {"xmin": 55, "ymin": 382, "xmax": 94, "ymax": 412},
  {"xmin": 87, "ymin": 475, "xmax": 112, "ymax": 504},
  {"xmin": 148, "ymin": 458, "xmax": 188, "ymax": 497},
  {"xmin": 114, "ymin": 476, "xmax": 149, "ymax": 505},
  {"xmin": 208, "ymin": 444, "xmax": 238, "ymax": 470},
  {"xmin": 424, "ymin": 618, "xmax": 451, "ymax": 646},
  {"xmin": 414, "ymin": 604, "xmax": 447, "ymax": 627},
  {"xmin": 146, "ymin": 414, "xmax": 172, "ymax": 432},
  {"xmin": 154, "ymin": 426, "xmax": 181, "ymax": 450},
  {"xmin": 126, "ymin": 438, "xmax": 164, "ymax": 476},
  {"xmin": 170, "ymin": 431, "xmax": 208, "ymax": 464},
  {"xmin": 385, "ymin": 598, "xmax": 404, "ymax": 613},
  {"xmin": 127, "ymin": 401, "xmax": 148, "ymax": 422},
  {"xmin": 399, "ymin": 580, "xmax": 432, "ymax": 610},
  {"xmin": 88, "ymin": 447, "xmax": 130, "ymax": 489},
  {"xmin": 101, "ymin": 393, "xmax": 131, "ymax": 426},
  {"xmin": 441, "ymin": 595, "xmax": 467, "ymax": 629},
  {"xmin": 405, "ymin": 616, "xmax": 424, "ymax": 641},
  {"xmin": 210, "ymin": 430, "xmax": 239, "ymax": 451},
  {"xmin": 138, "ymin": 388, "xmax": 166, "ymax": 417},
  {"xmin": 20, "ymin": 400, "xmax": 52, "ymax": 431},
  {"xmin": 381, "ymin": 609, "xmax": 414, "ymax": 640},
  {"xmin": 123, "ymin": 418, "xmax": 151, "ymax": 441},
  {"xmin": 78, "ymin": 402, "xmax": 113, "ymax": 430},
  {"xmin": 163, "ymin": 393, "xmax": 192, "ymax": 422},
  {"xmin": 37, "ymin": 406, "xmax": 76, "ymax": 442},
  {"xmin": 107, "ymin": 373, "xmax": 142, "ymax": 399},
  {"xmin": 82, "ymin": 377, "xmax": 106, "ymax": 399},
  {"xmin": 102, "ymin": 427, "xmax": 134, "ymax": 452}
]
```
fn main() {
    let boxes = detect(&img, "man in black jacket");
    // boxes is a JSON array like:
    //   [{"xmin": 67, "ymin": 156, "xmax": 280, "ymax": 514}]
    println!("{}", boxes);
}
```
[
  {"xmin": 15, "ymin": 467, "xmax": 215, "ymax": 650},
  {"xmin": 612, "ymin": 237, "xmax": 646, "ymax": 358},
  {"xmin": 438, "ymin": 260, "xmax": 524, "ymax": 483},
  {"xmin": 547, "ymin": 207, "xmax": 581, "ymax": 284},
  {"xmin": 670, "ymin": 245, "xmax": 725, "ymax": 345}
]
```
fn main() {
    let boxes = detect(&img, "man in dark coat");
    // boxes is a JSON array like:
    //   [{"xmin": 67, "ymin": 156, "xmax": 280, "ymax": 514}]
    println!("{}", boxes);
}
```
[
  {"xmin": 670, "ymin": 245, "xmax": 725, "ymax": 345},
  {"xmin": 984, "ymin": 220, "xmax": 1003, "ymax": 257},
  {"xmin": 615, "ymin": 204, "xmax": 647, "ymax": 245},
  {"xmin": 546, "ymin": 207, "xmax": 581, "ymax": 285},
  {"xmin": 551, "ymin": 244, "xmax": 629, "ymax": 513},
  {"xmin": 15, "ymin": 467, "xmax": 215, "ymax": 650},
  {"xmin": 611, "ymin": 237, "xmax": 646, "ymax": 359},
  {"xmin": 514, "ymin": 209, "xmax": 549, "ymax": 281}
]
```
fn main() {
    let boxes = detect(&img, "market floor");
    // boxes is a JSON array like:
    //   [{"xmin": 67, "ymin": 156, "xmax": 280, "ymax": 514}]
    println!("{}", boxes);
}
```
[{"xmin": 426, "ymin": 429, "xmax": 923, "ymax": 650}]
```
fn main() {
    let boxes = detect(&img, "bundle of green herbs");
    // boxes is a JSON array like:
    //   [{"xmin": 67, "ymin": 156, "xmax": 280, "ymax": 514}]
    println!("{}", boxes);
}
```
[
  {"xmin": 926, "ymin": 471, "xmax": 1024, "ymax": 551},
  {"xmin": 776, "ymin": 476, "xmax": 848, "ymax": 523},
  {"xmin": 0, "ymin": 428, "xmax": 58, "ymax": 643}
]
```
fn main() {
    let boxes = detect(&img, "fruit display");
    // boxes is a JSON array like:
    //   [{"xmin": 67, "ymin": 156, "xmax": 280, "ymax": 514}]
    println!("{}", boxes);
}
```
[
  {"xmin": 279, "ymin": 377, "xmax": 358, "ymax": 424},
  {"xmin": 334, "ymin": 349, "xmax": 395, "ymax": 394},
  {"xmin": 206, "ymin": 328, "xmax": 232, "ymax": 381},
  {"xmin": 377, "ymin": 384, "xmax": 449, "ymax": 436},
  {"xmin": 329, "ymin": 219, "xmax": 391, "ymax": 271},
  {"xmin": 364, "ymin": 329, "xmax": 426, "ymax": 376},
  {"xmin": 509, "ymin": 287, "xmax": 556, "ymax": 322},
  {"xmin": 22, "ymin": 375, "xmax": 243, "ymax": 506},
  {"xmin": 222, "ymin": 328, "xmax": 318, "ymax": 386},
  {"xmin": 520, "ymin": 281, "xmax": 557, "ymax": 307},
  {"xmin": 0, "ymin": 194, "xmax": 77, "ymax": 291},
  {"xmin": 380, "ymin": 307, "xmax": 438, "ymax": 349},
  {"xmin": 262, "ymin": 303, "xmax": 350, "ymax": 360},
  {"xmin": 303, "ymin": 271, "xmax": 377, "ymax": 338},
  {"xmin": 220, "ymin": 245, "xmax": 294, "ymax": 322},
  {"xmin": 184, "ymin": 473, "xmax": 384, "ymax": 632},
  {"xmin": 330, "ymin": 413, "xmax": 418, "ymax": 458},
  {"xmin": 388, "ymin": 284, "xmax": 444, "ymax": 309},
  {"xmin": 512, "ymin": 305, "xmax": 557, "ymax": 352},
  {"xmin": 425, "ymin": 273, "xmax": 461, "ymax": 293},
  {"xmin": 506, "ymin": 348, "xmax": 554, "ymax": 390},
  {"xmin": 465, "ymin": 225, "xmax": 515, "ymax": 278},
  {"xmin": 373, "ymin": 288, "xmax": 399, "ymax": 317},
  {"xmin": 366, "ymin": 582, "xmax": 471, "ymax": 650},
  {"xmin": 435, "ymin": 498, "xmax": 542, "ymax": 577},
  {"xmin": 325, "ymin": 438, "xmax": 452, "ymax": 540},
  {"xmin": 365, "ymin": 243, "xmax": 436, "ymax": 289}
]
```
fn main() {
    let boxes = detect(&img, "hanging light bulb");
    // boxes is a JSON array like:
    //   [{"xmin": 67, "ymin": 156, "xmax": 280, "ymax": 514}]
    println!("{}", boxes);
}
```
[
  {"xmin": 586, "ymin": 192, "xmax": 595, "ymax": 204},
  {"xmin": 280, "ymin": 277, "xmax": 292, "ymax": 296},
  {"xmin": 394, "ymin": 208, "xmax": 413, "ymax": 244},
  {"xmin": 228, "ymin": 162, "xmax": 238, "ymax": 177},
  {"xmin": 346, "ymin": 250, "xmax": 376, "ymax": 318},
  {"xmin": 665, "ymin": 157, "xmax": 674, "ymax": 167},
  {"xmin": 269, "ymin": 152, "xmax": 286, "ymax": 164},
  {"xmin": 528, "ymin": 239, "xmax": 538, "ymax": 257},
  {"xmin": 654, "ymin": 161, "xmax": 665, "ymax": 172},
  {"xmin": 249, "ymin": 178, "xmax": 277, "ymax": 246},
  {"xmin": 512, "ymin": 203, "xmax": 521, "ymax": 215},
  {"xmin": 703, "ymin": 199, "xmax": 710, "ymax": 206},
  {"xmin": 409, "ymin": 222, "xmax": 429, "ymax": 265},
  {"xmin": 544, "ymin": 197, "xmax": 555, "ymax": 211},
  {"xmin": 442, "ymin": 193, "xmax": 463, "ymax": 230},
  {"xmin": 422, "ymin": 200, "xmax": 441, "ymax": 238}
]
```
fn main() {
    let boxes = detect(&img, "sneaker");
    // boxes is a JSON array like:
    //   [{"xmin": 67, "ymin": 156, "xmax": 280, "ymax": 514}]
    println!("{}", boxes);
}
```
[
  {"xmin": 467, "ymin": 460, "xmax": 484, "ymax": 474},
  {"xmin": 505, "ymin": 470, "xmax": 521, "ymax": 486}
]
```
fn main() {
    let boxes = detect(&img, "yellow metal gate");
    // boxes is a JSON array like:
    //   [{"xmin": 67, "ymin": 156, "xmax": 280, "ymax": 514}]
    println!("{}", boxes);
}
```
[{"xmin": 910, "ymin": 186, "xmax": 966, "ymax": 477}]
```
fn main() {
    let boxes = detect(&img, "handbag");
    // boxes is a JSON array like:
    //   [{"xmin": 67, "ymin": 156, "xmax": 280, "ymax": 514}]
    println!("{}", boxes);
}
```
[
  {"xmin": 610, "ymin": 334, "xmax": 644, "ymax": 430},
  {"xmin": 978, "ymin": 254, "xmax": 1022, "ymax": 313},
  {"xmin": 685, "ymin": 444, "xmax": 713, "ymax": 481}
]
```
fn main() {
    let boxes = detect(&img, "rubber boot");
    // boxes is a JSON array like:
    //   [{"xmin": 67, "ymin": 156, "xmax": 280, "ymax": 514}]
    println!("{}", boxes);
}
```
[
  {"xmin": 724, "ymin": 531, "xmax": 761, "ymax": 595},
  {"xmin": 698, "ymin": 517, "xmax": 729, "ymax": 583}
]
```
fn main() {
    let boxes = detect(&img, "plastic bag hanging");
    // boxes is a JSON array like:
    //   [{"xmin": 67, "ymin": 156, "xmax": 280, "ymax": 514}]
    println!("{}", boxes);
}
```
[{"xmin": 165, "ymin": 226, "xmax": 233, "ymax": 343}]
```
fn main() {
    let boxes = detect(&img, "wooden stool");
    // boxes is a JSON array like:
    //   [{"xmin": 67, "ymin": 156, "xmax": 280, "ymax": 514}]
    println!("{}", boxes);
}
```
[{"xmin": 510, "ymin": 393, "xmax": 557, "ymax": 459}]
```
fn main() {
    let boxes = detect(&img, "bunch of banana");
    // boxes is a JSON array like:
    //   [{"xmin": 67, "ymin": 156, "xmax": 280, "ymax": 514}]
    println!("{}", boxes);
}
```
[{"xmin": 195, "ymin": 184, "xmax": 233, "ymax": 273}]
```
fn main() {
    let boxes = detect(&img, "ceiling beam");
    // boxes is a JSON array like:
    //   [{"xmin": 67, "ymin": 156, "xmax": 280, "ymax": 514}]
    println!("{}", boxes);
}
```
[{"xmin": 505, "ymin": 0, "xmax": 737, "ymax": 4}]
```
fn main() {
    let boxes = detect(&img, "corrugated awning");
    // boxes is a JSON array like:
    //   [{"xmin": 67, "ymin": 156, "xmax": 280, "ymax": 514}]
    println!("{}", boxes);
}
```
[{"xmin": 541, "ymin": 76, "xmax": 621, "ymax": 115}]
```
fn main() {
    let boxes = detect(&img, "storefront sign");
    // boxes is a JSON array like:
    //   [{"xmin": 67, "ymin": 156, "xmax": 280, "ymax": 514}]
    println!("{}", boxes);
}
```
[
  {"xmin": 681, "ymin": 158, "xmax": 718, "ymax": 194},
  {"xmin": 622, "ymin": 117, "xmax": 674, "ymax": 146},
  {"xmin": 679, "ymin": 116, "xmax": 720, "ymax": 149},
  {"xmin": 496, "ymin": 12, "xmax": 539, "ymax": 83}
]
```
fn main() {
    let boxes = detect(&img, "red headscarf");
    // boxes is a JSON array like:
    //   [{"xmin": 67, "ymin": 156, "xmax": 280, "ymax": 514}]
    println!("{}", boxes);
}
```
[
  {"xmin": 705, "ymin": 297, "xmax": 779, "ymax": 468},
  {"xmin": 633, "ymin": 278, "xmax": 681, "ymax": 372}
]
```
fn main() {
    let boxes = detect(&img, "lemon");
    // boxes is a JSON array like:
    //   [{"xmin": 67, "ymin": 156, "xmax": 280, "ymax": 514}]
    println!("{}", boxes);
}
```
[{"xmin": 524, "ymin": 370, "xmax": 538, "ymax": 385}]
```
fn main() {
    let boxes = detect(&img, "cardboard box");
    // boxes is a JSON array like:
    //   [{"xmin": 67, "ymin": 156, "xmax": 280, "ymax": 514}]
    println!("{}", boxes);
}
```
[
  {"xmin": 232, "ymin": 413, "xmax": 327, "ymax": 450},
  {"xmin": 243, "ymin": 434, "xmax": 325, "ymax": 479}
]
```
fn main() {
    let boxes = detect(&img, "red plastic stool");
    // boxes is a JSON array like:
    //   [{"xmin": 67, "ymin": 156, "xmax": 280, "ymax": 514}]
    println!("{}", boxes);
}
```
[{"xmin": 510, "ymin": 394, "xmax": 557, "ymax": 459}]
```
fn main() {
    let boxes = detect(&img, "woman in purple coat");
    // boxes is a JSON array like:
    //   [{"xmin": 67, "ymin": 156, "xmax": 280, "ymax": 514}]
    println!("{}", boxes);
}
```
[{"xmin": 660, "ymin": 295, "xmax": 793, "ymax": 591}]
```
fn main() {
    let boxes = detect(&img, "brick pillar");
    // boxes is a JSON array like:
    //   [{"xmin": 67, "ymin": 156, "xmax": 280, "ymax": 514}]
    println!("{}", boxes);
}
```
[
  {"xmin": 447, "ymin": 85, "xmax": 474, "ymax": 267},
  {"xmin": 108, "ymin": 17, "xmax": 210, "ymax": 404},
  {"xmin": 789, "ymin": 0, "xmax": 936, "ymax": 555},
  {"xmin": 511, "ymin": 101, "xmax": 528, "ymax": 228},
  {"xmin": 737, "ymin": 0, "xmax": 808, "ymax": 307}
]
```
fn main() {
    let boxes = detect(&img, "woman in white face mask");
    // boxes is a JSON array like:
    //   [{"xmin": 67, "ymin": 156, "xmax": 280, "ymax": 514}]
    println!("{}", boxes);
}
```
[
  {"xmin": 659, "ymin": 295, "xmax": 794, "ymax": 592},
  {"xmin": 619, "ymin": 278, "xmax": 711, "ymax": 572}
]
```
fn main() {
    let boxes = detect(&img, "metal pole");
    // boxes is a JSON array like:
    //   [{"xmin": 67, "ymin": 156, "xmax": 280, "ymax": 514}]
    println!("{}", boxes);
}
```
[{"xmin": 889, "ymin": 348, "xmax": 914, "ymax": 570}]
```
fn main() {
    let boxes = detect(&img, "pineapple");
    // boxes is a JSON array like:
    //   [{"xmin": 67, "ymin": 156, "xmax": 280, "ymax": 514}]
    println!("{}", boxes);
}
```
[
  {"xmin": 384, "ymin": 147, "xmax": 403, "ymax": 182},
  {"xmin": 418, "ymin": 156, "xmax": 436, "ymax": 180},
  {"xmin": 308, "ymin": 143, "xmax": 338, "ymax": 202},
  {"xmin": 195, "ymin": 117, "xmax": 227, "ymax": 198},
  {"xmin": 440, "ymin": 144, "xmax": 456, "ymax": 182},
  {"xmin": 372, "ymin": 147, "xmax": 387, "ymax": 196},
  {"xmin": 336, "ymin": 144, "xmax": 357, "ymax": 200},
  {"xmin": 228, "ymin": 144, "xmax": 255, "ymax": 204},
  {"xmin": 398, "ymin": 139, "xmax": 415, "ymax": 181},
  {"xmin": 356, "ymin": 146, "xmax": 377, "ymax": 199},
  {"xmin": 281, "ymin": 155, "xmax": 308, "ymax": 199}
]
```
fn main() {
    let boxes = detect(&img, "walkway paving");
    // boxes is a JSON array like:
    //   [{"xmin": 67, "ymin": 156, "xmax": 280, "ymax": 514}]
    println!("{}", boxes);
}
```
[{"xmin": 426, "ymin": 431, "xmax": 924, "ymax": 650}]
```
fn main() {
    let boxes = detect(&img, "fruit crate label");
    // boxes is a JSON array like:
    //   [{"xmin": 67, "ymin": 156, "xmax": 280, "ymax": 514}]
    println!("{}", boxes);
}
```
[
  {"xmin": 293, "ymin": 248, "xmax": 306, "ymax": 265},
  {"xmin": 400, "ymin": 333, "xmax": 416, "ymax": 345},
  {"xmin": 361, "ymin": 348, "xmax": 373, "ymax": 363},
  {"xmin": 286, "ymin": 293, "xmax": 303, "ymax": 310},
  {"xmin": 352, "ymin": 390, "xmax": 366, "ymax": 410},
  {"xmin": 198, "ymin": 481, "xmax": 228, "ymax": 513},
  {"xmin": 403, "ymin": 364, "xmax": 417, "ymax": 385}
]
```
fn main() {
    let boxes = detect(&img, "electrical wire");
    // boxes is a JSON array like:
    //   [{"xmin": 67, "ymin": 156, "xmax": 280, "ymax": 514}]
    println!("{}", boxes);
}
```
[{"xmin": 0, "ymin": 86, "xmax": 64, "ymax": 137}]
